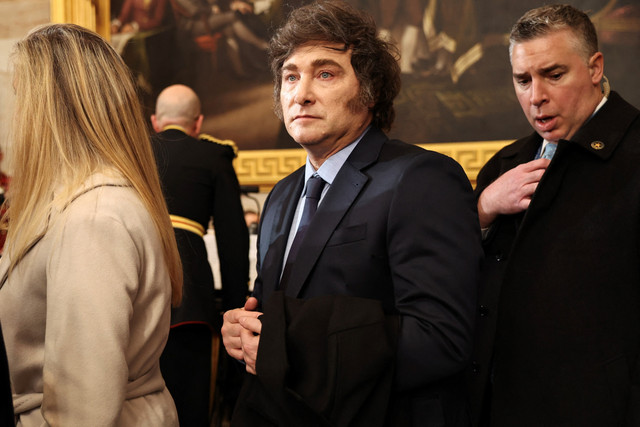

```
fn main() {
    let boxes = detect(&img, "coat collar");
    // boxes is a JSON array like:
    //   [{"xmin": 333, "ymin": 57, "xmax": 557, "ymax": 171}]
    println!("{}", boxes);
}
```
[
  {"xmin": 497, "ymin": 133, "xmax": 542, "ymax": 168},
  {"xmin": 52, "ymin": 171, "xmax": 130, "ymax": 213},
  {"xmin": 497, "ymin": 92, "xmax": 639, "ymax": 163},
  {"xmin": 521, "ymin": 91, "xmax": 639, "ymax": 218},
  {"xmin": 565, "ymin": 91, "xmax": 639, "ymax": 160}
]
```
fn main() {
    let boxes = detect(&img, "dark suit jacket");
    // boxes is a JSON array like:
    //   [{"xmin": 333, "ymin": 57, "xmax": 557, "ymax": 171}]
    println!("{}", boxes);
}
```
[
  {"xmin": 468, "ymin": 92, "xmax": 640, "ymax": 426},
  {"xmin": 152, "ymin": 128, "xmax": 249, "ymax": 328},
  {"xmin": 247, "ymin": 127, "xmax": 482, "ymax": 425},
  {"xmin": 233, "ymin": 291, "xmax": 398, "ymax": 427}
]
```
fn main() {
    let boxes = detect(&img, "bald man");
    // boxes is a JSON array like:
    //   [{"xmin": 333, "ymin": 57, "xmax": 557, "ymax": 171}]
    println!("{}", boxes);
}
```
[{"xmin": 151, "ymin": 84, "xmax": 249, "ymax": 426}]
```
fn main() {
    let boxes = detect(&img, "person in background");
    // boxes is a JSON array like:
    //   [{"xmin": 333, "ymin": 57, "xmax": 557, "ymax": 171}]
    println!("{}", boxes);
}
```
[
  {"xmin": 151, "ymin": 84, "xmax": 249, "ymax": 426},
  {"xmin": 221, "ymin": 1, "xmax": 482, "ymax": 425},
  {"xmin": 0, "ymin": 23, "xmax": 182, "ymax": 425},
  {"xmin": 467, "ymin": 5, "xmax": 640, "ymax": 426},
  {"xmin": 243, "ymin": 209, "xmax": 259, "ymax": 234},
  {"xmin": 111, "ymin": 0, "xmax": 170, "ymax": 35},
  {"xmin": 171, "ymin": 0, "xmax": 269, "ymax": 79}
]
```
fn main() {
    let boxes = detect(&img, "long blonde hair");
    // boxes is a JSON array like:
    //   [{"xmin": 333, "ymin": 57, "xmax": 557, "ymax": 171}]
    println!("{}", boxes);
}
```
[{"xmin": 5, "ymin": 23, "xmax": 182, "ymax": 305}]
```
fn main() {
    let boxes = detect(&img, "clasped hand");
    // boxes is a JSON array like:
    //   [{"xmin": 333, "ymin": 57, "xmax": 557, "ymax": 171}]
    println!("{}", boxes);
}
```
[{"xmin": 221, "ymin": 297, "xmax": 262, "ymax": 375}]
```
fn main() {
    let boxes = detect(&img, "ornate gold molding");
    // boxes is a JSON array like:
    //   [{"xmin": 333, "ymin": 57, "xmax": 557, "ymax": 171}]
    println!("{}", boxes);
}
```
[{"xmin": 234, "ymin": 140, "xmax": 510, "ymax": 191}]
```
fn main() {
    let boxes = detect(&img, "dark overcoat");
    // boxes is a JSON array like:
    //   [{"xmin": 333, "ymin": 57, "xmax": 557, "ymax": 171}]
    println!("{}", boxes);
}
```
[{"xmin": 468, "ymin": 92, "xmax": 640, "ymax": 426}]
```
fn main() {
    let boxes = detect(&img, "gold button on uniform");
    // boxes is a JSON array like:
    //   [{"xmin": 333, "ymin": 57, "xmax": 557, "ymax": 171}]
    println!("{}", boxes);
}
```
[{"xmin": 591, "ymin": 141, "xmax": 605, "ymax": 150}]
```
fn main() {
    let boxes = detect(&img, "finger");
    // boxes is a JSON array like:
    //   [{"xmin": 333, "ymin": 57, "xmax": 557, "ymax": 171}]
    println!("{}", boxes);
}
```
[
  {"xmin": 519, "ymin": 164, "xmax": 549, "ymax": 186},
  {"xmin": 239, "ymin": 329, "xmax": 260, "ymax": 374},
  {"xmin": 519, "ymin": 197, "xmax": 532, "ymax": 210},
  {"xmin": 226, "ymin": 347, "xmax": 245, "ymax": 361},
  {"xmin": 521, "ymin": 182, "xmax": 539, "ymax": 197},
  {"xmin": 221, "ymin": 324, "xmax": 244, "ymax": 355},
  {"xmin": 244, "ymin": 297, "xmax": 259, "ymax": 311},
  {"xmin": 245, "ymin": 363, "xmax": 257, "ymax": 375},
  {"xmin": 239, "ymin": 316, "xmax": 263, "ymax": 334},
  {"xmin": 526, "ymin": 158, "xmax": 552, "ymax": 170},
  {"xmin": 223, "ymin": 307, "xmax": 246, "ymax": 324},
  {"xmin": 222, "ymin": 333, "xmax": 244, "ymax": 360}
]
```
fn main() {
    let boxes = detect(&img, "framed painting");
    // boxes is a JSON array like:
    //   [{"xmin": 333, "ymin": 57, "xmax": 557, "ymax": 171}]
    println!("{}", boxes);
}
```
[{"xmin": 51, "ymin": 0, "xmax": 640, "ymax": 188}]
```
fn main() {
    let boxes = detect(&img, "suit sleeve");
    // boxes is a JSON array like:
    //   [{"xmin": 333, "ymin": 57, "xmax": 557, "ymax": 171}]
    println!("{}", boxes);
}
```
[
  {"xmin": 211, "ymin": 156, "xmax": 250, "ymax": 311},
  {"xmin": 388, "ymin": 153, "xmax": 482, "ymax": 391}
]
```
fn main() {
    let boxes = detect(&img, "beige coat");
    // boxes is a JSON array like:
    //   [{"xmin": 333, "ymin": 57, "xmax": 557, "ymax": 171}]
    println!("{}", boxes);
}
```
[{"xmin": 0, "ymin": 172, "xmax": 178, "ymax": 426}]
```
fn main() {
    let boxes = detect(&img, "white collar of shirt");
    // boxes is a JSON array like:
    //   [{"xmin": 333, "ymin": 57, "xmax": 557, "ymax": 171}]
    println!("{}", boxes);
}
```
[{"xmin": 541, "ymin": 95, "xmax": 608, "ymax": 153}]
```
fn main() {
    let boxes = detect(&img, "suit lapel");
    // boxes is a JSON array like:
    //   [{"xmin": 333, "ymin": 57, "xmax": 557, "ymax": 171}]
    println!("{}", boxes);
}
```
[
  {"xmin": 284, "ymin": 128, "xmax": 385, "ymax": 298},
  {"xmin": 259, "ymin": 169, "xmax": 305, "ymax": 299},
  {"xmin": 498, "ymin": 133, "xmax": 541, "ymax": 172},
  {"xmin": 527, "ymin": 141, "xmax": 570, "ymax": 212}
]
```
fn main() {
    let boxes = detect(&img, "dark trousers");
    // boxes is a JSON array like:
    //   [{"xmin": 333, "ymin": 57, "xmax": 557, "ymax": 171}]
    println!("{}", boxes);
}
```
[{"xmin": 160, "ymin": 324, "xmax": 212, "ymax": 427}]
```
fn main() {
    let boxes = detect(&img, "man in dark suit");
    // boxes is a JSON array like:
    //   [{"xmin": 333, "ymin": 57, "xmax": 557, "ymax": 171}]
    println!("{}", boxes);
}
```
[
  {"xmin": 221, "ymin": 1, "xmax": 482, "ymax": 425},
  {"xmin": 151, "ymin": 84, "xmax": 249, "ymax": 426},
  {"xmin": 467, "ymin": 5, "xmax": 640, "ymax": 426}
]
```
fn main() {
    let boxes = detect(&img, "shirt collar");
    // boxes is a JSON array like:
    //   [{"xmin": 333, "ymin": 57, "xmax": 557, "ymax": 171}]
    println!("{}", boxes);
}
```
[
  {"xmin": 304, "ymin": 126, "xmax": 370, "ymax": 185},
  {"xmin": 589, "ymin": 95, "xmax": 608, "ymax": 120}
]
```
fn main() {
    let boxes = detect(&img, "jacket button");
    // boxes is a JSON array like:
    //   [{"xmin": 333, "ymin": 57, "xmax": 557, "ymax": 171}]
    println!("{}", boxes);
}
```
[
  {"xmin": 495, "ymin": 253, "xmax": 503, "ymax": 262},
  {"xmin": 479, "ymin": 305, "xmax": 490, "ymax": 317},
  {"xmin": 472, "ymin": 361, "xmax": 480, "ymax": 373}
]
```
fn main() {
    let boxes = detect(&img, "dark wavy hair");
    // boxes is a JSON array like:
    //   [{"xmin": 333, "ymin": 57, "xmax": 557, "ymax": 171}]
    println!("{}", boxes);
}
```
[
  {"xmin": 509, "ymin": 4, "xmax": 599, "ymax": 62},
  {"xmin": 269, "ymin": 0, "xmax": 401, "ymax": 131}
]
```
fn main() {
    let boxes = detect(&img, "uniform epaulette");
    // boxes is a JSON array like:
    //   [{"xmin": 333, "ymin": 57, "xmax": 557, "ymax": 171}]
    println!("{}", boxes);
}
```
[{"xmin": 198, "ymin": 133, "xmax": 238, "ymax": 158}]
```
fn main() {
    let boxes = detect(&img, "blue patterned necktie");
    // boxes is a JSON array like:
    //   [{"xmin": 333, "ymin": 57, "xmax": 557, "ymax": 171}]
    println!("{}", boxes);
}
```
[
  {"xmin": 540, "ymin": 142, "xmax": 557, "ymax": 160},
  {"xmin": 279, "ymin": 174, "xmax": 326, "ymax": 289}
]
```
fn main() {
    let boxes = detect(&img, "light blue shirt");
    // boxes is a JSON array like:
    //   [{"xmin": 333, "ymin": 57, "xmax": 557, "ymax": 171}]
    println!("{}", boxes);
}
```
[{"xmin": 281, "ymin": 127, "xmax": 369, "ymax": 268}]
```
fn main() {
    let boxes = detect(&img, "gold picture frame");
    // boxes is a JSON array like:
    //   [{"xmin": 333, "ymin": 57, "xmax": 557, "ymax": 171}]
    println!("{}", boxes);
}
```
[{"xmin": 50, "ymin": 0, "xmax": 507, "ymax": 190}]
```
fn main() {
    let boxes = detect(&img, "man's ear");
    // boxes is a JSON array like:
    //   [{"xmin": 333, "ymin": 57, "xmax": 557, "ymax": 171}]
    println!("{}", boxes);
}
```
[
  {"xmin": 151, "ymin": 115, "xmax": 162, "ymax": 133},
  {"xmin": 193, "ymin": 114, "xmax": 204, "ymax": 136},
  {"xmin": 589, "ymin": 52, "xmax": 604, "ymax": 86}
]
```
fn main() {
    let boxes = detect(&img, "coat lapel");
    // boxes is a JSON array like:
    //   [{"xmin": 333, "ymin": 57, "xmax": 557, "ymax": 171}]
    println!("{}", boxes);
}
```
[
  {"xmin": 283, "ymin": 128, "xmax": 385, "ymax": 298},
  {"xmin": 528, "ymin": 92, "xmax": 636, "ymax": 215},
  {"xmin": 258, "ymin": 169, "xmax": 305, "ymax": 299},
  {"xmin": 498, "ymin": 133, "xmax": 541, "ymax": 172}
]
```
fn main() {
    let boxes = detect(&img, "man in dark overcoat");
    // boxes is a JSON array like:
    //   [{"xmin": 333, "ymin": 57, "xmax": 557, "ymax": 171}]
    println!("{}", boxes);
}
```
[{"xmin": 467, "ymin": 5, "xmax": 640, "ymax": 426}]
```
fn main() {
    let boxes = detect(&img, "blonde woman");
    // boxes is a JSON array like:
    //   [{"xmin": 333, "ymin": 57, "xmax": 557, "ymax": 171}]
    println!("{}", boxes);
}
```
[{"xmin": 0, "ymin": 23, "xmax": 182, "ymax": 426}]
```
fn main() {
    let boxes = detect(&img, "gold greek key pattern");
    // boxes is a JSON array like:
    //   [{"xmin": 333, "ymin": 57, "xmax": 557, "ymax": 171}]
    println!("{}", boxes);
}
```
[{"xmin": 234, "ymin": 140, "xmax": 510, "ymax": 190}]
